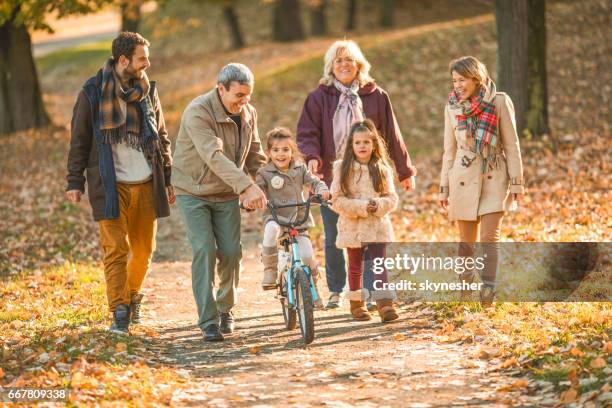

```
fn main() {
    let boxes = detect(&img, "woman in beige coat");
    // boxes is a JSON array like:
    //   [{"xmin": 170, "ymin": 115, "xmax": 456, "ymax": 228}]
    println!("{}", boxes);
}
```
[
  {"xmin": 331, "ymin": 119, "xmax": 399, "ymax": 322},
  {"xmin": 438, "ymin": 56, "xmax": 524, "ymax": 304}
]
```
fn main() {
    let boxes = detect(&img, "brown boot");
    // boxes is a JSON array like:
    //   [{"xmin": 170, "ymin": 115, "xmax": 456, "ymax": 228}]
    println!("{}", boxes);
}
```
[
  {"xmin": 376, "ymin": 299, "xmax": 399, "ymax": 323},
  {"xmin": 261, "ymin": 246, "xmax": 278, "ymax": 290},
  {"xmin": 350, "ymin": 300, "xmax": 372, "ymax": 321}
]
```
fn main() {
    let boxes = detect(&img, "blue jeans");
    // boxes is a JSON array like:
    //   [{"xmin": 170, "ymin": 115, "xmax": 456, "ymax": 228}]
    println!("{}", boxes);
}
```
[{"xmin": 320, "ymin": 205, "xmax": 347, "ymax": 294}]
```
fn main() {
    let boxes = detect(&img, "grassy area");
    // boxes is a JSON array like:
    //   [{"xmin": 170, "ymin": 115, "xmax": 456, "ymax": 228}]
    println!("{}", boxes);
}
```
[
  {"xmin": 37, "ymin": 40, "xmax": 112, "ymax": 78},
  {"xmin": 0, "ymin": 262, "xmax": 188, "ymax": 404},
  {"xmin": 431, "ymin": 302, "xmax": 611, "ymax": 397}
]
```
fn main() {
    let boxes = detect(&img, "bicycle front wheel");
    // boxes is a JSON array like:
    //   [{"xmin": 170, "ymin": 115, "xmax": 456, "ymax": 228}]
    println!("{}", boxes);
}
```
[{"xmin": 294, "ymin": 266, "xmax": 315, "ymax": 344}]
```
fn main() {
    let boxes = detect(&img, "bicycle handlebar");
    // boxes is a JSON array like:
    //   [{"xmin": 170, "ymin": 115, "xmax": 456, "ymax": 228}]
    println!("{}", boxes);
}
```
[{"xmin": 240, "ymin": 194, "xmax": 331, "ymax": 229}]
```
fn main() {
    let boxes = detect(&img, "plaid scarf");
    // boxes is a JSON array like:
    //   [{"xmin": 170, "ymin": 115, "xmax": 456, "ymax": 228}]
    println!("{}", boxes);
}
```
[
  {"xmin": 448, "ymin": 79, "xmax": 499, "ymax": 173},
  {"xmin": 99, "ymin": 58, "xmax": 158, "ymax": 155}
]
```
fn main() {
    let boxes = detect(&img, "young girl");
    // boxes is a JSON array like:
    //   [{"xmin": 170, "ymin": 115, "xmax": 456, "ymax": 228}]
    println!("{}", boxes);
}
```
[
  {"xmin": 255, "ymin": 128, "xmax": 329, "ymax": 306},
  {"xmin": 330, "ymin": 119, "xmax": 399, "ymax": 322}
]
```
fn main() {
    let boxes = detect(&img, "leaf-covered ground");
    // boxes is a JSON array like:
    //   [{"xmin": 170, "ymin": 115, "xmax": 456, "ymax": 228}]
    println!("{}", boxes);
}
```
[{"xmin": 1, "ymin": 0, "xmax": 610, "ymax": 406}]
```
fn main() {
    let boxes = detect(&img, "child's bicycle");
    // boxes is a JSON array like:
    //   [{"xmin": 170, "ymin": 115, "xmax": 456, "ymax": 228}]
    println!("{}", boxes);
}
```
[{"xmin": 242, "ymin": 194, "xmax": 329, "ymax": 345}]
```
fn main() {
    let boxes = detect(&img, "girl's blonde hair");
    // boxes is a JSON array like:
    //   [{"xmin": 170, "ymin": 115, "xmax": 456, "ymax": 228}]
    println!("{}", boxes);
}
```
[
  {"xmin": 449, "ymin": 56, "xmax": 490, "ymax": 91},
  {"xmin": 338, "ymin": 119, "xmax": 391, "ymax": 196},
  {"xmin": 320, "ymin": 40, "xmax": 374, "ymax": 87},
  {"xmin": 265, "ymin": 127, "xmax": 303, "ymax": 164}
]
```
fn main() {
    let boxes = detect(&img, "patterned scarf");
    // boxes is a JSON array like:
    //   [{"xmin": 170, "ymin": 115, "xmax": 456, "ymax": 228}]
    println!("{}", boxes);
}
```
[
  {"xmin": 448, "ymin": 79, "xmax": 499, "ymax": 173},
  {"xmin": 332, "ymin": 79, "xmax": 364, "ymax": 159},
  {"xmin": 99, "ymin": 58, "xmax": 158, "ymax": 155}
]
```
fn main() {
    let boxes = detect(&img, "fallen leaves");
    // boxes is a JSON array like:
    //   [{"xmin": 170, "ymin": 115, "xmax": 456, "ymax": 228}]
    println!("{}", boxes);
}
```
[
  {"xmin": 393, "ymin": 333, "xmax": 407, "ymax": 341},
  {"xmin": 589, "ymin": 357, "xmax": 606, "ymax": 369},
  {"xmin": 560, "ymin": 387, "xmax": 578, "ymax": 404}
]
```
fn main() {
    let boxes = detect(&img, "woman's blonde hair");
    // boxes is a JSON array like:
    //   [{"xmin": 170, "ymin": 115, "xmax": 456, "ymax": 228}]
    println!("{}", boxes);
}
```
[
  {"xmin": 449, "ymin": 56, "xmax": 490, "ymax": 90},
  {"xmin": 320, "ymin": 40, "xmax": 374, "ymax": 87}
]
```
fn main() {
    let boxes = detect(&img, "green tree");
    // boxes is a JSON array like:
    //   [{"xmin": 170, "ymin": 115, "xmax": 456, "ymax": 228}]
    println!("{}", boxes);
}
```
[{"xmin": 0, "ymin": 0, "xmax": 109, "ymax": 136}]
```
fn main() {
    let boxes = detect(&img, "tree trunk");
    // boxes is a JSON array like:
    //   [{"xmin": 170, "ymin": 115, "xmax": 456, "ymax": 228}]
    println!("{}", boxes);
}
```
[
  {"xmin": 380, "ymin": 0, "xmax": 395, "ymax": 27},
  {"xmin": 0, "ymin": 17, "xmax": 49, "ymax": 136},
  {"xmin": 273, "ymin": 0, "xmax": 305, "ymax": 42},
  {"xmin": 495, "ymin": 0, "xmax": 549, "ymax": 136},
  {"xmin": 526, "ymin": 0, "xmax": 549, "ymax": 135},
  {"xmin": 310, "ymin": 0, "xmax": 328, "ymax": 37},
  {"xmin": 120, "ymin": 0, "xmax": 142, "ymax": 33},
  {"xmin": 346, "ymin": 0, "xmax": 357, "ymax": 31},
  {"xmin": 223, "ymin": 4, "xmax": 245, "ymax": 49}
]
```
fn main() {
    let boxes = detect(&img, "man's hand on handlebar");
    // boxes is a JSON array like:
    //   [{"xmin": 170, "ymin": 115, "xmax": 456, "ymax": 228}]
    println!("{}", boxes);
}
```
[{"xmin": 240, "ymin": 184, "xmax": 267, "ymax": 210}]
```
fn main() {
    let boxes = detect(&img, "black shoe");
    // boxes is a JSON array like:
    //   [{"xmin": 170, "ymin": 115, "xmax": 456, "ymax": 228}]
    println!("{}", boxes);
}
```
[
  {"xmin": 130, "ymin": 293, "xmax": 144, "ymax": 324},
  {"xmin": 220, "ymin": 312, "xmax": 235, "ymax": 334},
  {"xmin": 203, "ymin": 324, "xmax": 224, "ymax": 342},
  {"xmin": 110, "ymin": 304, "xmax": 130, "ymax": 334}
]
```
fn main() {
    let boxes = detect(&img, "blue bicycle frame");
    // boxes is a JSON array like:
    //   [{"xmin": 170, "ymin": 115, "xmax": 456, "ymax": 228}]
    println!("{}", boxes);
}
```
[
  {"xmin": 285, "ymin": 228, "xmax": 319, "ymax": 307},
  {"xmin": 268, "ymin": 195, "xmax": 326, "ymax": 308}
]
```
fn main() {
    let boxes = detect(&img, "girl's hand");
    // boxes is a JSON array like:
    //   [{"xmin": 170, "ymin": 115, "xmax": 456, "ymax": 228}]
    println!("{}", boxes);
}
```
[
  {"xmin": 321, "ymin": 191, "xmax": 330, "ymax": 201},
  {"xmin": 400, "ymin": 176, "xmax": 415, "ymax": 192},
  {"xmin": 439, "ymin": 199, "xmax": 449, "ymax": 210},
  {"xmin": 367, "ymin": 199, "xmax": 378, "ymax": 213},
  {"xmin": 308, "ymin": 159, "xmax": 322, "ymax": 178}
]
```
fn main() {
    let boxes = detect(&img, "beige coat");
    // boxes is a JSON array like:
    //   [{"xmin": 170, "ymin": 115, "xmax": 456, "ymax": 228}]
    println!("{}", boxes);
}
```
[
  {"xmin": 439, "ymin": 93, "xmax": 525, "ymax": 221},
  {"xmin": 330, "ymin": 161, "xmax": 398, "ymax": 248},
  {"xmin": 172, "ymin": 88, "xmax": 266, "ymax": 198},
  {"xmin": 255, "ymin": 161, "xmax": 329, "ymax": 229}
]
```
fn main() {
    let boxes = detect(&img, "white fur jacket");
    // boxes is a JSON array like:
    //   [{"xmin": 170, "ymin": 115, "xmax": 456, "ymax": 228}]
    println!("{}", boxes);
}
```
[{"xmin": 330, "ymin": 161, "xmax": 398, "ymax": 248}]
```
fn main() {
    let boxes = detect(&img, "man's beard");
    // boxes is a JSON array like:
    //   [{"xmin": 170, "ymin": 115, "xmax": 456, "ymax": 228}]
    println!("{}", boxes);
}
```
[{"xmin": 125, "ymin": 63, "xmax": 143, "ymax": 80}]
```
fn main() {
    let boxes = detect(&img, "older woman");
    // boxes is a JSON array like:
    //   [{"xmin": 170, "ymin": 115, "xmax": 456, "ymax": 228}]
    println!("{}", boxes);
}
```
[
  {"xmin": 438, "ymin": 56, "xmax": 524, "ymax": 306},
  {"xmin": 297, "ymin": 40, "xmax": 416, "ymax": 309}
]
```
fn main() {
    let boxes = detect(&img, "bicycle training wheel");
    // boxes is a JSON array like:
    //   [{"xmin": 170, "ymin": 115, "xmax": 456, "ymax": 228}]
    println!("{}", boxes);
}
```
[
  {"xmin": 279, "ymin": 272, "xmax": 297, "ymax": 330},
  {"xmin": 294, "ymin": 266, "xmax": 315, "ymax": 344}
]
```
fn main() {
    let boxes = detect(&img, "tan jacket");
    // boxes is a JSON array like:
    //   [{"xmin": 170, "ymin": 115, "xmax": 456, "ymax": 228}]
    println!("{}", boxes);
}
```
[
  {"xmin": 439, "ymin": 93, "xmax": 525, "ymax": 221},
  {"xmin": 330, "ymin": 161, "xmax": 398, "ymax": 248},
  {"xmin": 172, "ymin": 88, "xmax": 266, "ymax": 198},
  {"xmin": 256, "ymin": 161, "xmax": 328, "ymax": 228}
]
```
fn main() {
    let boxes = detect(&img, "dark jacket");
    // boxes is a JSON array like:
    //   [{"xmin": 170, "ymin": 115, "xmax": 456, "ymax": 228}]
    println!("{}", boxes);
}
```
[
  {"xmin": 66, "ymin": 71, "xmax": 172, "ymax": 221},
  {"xmin": 255, "ymin": 161, "xmax": 328, "ymax": 229},
  {"xmin": 296, "ymin": 82, "xmax": 416, "ymax": 187}
]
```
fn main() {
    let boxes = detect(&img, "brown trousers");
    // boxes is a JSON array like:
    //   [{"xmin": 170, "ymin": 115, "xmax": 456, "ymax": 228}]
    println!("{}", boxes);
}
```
[
  {"xmin": 457, "ymin": 212, "xmax": 504, "ymax": 285},
  {"xmin": 98, "ymin": 181, "xmax": 157, "ymax": 311}
]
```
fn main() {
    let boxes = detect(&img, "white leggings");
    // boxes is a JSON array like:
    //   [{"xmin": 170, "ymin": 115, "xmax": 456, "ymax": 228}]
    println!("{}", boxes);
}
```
[{"xmin": 263, "ymin": 221, "xmax": 317, "ymax": 271}]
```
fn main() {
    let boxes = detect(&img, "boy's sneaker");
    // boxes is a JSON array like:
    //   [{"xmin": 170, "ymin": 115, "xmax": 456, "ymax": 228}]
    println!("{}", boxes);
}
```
[{"xmin": 109, "ymin": 304, "xmax": 130, "ymax": 334}]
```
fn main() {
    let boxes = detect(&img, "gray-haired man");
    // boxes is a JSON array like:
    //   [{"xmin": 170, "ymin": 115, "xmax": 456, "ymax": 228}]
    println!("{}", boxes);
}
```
[{"xmin": 172, "ymin": 63, "xmax": 267, "ymax": 341}]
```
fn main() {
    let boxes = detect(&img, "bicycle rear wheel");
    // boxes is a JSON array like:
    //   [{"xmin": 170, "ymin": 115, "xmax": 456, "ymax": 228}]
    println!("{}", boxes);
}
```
[
  {"xmin": 279, "ymin": 273, "xmax": 297, "ymax": 330},
  {"xmin": 294, "ymin": 266, "xmax": 315, "ymax": 344}
]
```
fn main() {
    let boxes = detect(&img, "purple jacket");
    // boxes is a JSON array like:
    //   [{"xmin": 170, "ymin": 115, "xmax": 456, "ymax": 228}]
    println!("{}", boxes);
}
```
[{"xmin": 297, "ymin": 82, "xmax": 416, "ymax": 186}]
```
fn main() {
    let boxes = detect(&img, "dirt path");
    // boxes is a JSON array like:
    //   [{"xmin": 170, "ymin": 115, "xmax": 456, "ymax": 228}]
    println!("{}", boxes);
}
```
[{"xmin": 134, "ymin": 214, "xmax": 552, "ymax": 407}]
